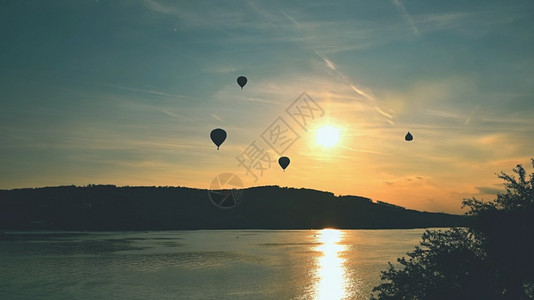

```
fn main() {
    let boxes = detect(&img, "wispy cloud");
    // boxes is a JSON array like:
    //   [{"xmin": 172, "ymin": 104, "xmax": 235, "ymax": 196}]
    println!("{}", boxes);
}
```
[
  {"xmin": 142, "ymin": 0, "xmax": 174, "ymax": 15},
  {"xmin": 158, "ymin": 109, "xmax": 192, "ymax": 121},
  {"xmin": 382, "ymin": 175, "xmax": 427, "ymax": 186},
  {"xmin": 351, "ymin": 84, "xmax": 375, "ymax": 102},
  {"xmin": 416, "ymin": 12, "xmax": 467, "ymax": 32},
  {"xmin": 203, "ymin": 64, "xmax": 237, "ymax": 74},
  {"xmin": 211, "ymin": 114, "xmax": 224, "ymax": 122},
  {"xmin": 314, "ymin": 51, "xmax": 336, "ymax": 70},
  {"xmin": 309, "ymin": 51, "xmax": 395, "ymax": 125},
  {"xmin": 247, "ymin": 0, "xmax": 273, "ymax": 20},
  {"xmin": 241, "ymin": 97, "xmax": 282, "ymax": 105},
  {"xmin": 340, "ymin": 146, "xmax": 391, "ymax": 156},
  {"xmin": 465, "ymin": 105, "xmax": 480, "ymax": 125},
  {"xmin": 391, "ymin": 0, "xmax": 420, "ymax": 36},
  {"xmin": 476, "ymin": 186, "xmax": 504, "ymax": 195},
  {"xmin": 86, "ymin": 82, "xmax": 182, "ymax": 98},
  {"xmin": 58, "ymin": 135, "xmax": 201, "ymax": 152},
  {"xmin": 374, "ymin": 105, "xmax": 395, "ymax": 124},
  {"xmin": 280, "ymin": 10, "xmax": 300, "ymax": 27},
  {"xmin": 426, "ymin": 109, "xmax": 460, "ymax": 119}
]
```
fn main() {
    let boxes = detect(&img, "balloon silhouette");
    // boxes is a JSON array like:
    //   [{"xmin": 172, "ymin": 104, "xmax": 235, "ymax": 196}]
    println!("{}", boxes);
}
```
[
  {"xmin": 278, "ymin": 156, "xmax": 290, "ymax": 172},
  {"xmin": 237, "ymin": 76, "xmax": 247, "ymax": 89},
  {"xmin": 210, "ymin": 128, "xmax": 227, "ymax": 150},
  {"xmin": 405, "ymin": 131, "xmax": 413, "ymax": 141}
]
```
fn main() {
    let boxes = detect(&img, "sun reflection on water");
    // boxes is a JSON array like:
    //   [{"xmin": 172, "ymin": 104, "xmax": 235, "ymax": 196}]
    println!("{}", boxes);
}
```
[{"xmin": 313, "ymin": 228, "xmax": 348, "ymax": 300}]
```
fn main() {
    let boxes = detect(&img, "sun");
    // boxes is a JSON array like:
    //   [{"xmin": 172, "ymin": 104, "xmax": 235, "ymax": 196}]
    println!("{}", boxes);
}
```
[{"xmin": 316, "ymin": 126, "xmax": 340, "ymax": 148}]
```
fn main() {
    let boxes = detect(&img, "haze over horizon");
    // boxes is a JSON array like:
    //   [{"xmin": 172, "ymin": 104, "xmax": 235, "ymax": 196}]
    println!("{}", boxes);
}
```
[{"xmin": 1, "ymin": 0, "xmax": 533, "ymax": 214}]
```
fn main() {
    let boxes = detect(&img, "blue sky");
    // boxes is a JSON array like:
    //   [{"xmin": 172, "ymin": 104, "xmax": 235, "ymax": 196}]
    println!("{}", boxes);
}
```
[{"xmin": 1, "ymin": 0, "xmax": 533, "ymax": 213}]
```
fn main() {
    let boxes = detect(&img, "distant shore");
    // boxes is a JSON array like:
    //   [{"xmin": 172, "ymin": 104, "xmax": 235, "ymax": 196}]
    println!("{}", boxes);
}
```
[{"xmin": 0, "ymin": 185, "xmax": 467, "ymax": 231}]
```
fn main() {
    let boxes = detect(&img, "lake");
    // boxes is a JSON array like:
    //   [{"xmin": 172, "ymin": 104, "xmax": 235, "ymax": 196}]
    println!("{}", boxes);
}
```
[{"xmin": 0, "ymin": 229, "xmax": 432, "ymax": 299}]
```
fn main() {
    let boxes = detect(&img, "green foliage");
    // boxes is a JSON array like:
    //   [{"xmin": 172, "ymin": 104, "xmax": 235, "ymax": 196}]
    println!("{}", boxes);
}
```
[{"xmin": 372, "ymin": 159, "xmax": 534, "ymax": 299}]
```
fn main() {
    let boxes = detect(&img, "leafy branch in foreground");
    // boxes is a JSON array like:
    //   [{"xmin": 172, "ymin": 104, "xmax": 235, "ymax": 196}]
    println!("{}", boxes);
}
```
[
  {"xmin": 371, "ymin": 228, "xmax": 494, "ymax": 300},
  {"xmin": 372, "ymin": 159, "xmax": 534, "ymax": 299}
]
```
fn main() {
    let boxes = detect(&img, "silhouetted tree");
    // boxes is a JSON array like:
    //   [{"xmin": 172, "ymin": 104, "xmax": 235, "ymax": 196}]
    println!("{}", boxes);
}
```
[
  {"xmin": 371, "ymin": 228, "xmax": 497, "ymax": 300},
  {"xmin": 463, "ymin": 159, "xmax": 534, "ymax": 299},
  {"xmin": 372, "ymin": 159, "xmax": 534, "ymax": 299}
]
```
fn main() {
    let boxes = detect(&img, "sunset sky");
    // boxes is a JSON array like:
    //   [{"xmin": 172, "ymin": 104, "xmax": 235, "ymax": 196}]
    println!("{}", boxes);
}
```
[{"xmin": 1, "ymin": 0, "xmax": 533, "ymax": 213}]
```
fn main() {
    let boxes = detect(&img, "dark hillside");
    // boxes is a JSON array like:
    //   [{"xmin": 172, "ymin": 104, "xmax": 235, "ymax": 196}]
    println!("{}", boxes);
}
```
[{"xmin": 0, "ymin": 185, "xmax": 466, "ymax": 230}]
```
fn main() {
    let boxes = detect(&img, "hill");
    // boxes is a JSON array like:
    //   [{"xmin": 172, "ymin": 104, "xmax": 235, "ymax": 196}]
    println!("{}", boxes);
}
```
[{"xmin": 0, "ymin": 185, "xmax": 466, "ymax": 230}]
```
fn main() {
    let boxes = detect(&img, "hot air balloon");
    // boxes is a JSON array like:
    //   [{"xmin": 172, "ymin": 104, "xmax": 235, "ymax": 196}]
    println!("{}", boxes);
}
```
[
  {"xmin": 210, "ymin": 128, "xmax": 227, "ymax": 150},
  {"xmin": 405, "ymin": 132, "xmax": 413, "ymax": 141},
  {"xmin": 237, "ymin": 76, "xmax": 247, "ymax": 89},
  {"xmin": 278, "ymin": 156, "xmax": 290, "ymax": 172}
]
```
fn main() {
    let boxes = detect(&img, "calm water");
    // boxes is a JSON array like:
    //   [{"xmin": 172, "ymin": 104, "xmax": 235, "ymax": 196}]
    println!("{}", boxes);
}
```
[{"xmin": 0, "ymin": 229, "xmax": 430, "ymax": 299}]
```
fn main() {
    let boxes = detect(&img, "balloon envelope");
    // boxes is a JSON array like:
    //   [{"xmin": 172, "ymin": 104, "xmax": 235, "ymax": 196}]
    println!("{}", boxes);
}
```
[
  {"xmin": 278, "ymin": 156, "xmax": 290, "ymax": 171},
  {"xmin": 237, "ymin": 76, "xmax": 247, "ymax": 89},
  {"xmin": 405, "ymin": 132, "xmax": 413, "ymax": 141},
  {"xmin": 210, "ymin": 128, "xmax": 227, "ymax": 150}
]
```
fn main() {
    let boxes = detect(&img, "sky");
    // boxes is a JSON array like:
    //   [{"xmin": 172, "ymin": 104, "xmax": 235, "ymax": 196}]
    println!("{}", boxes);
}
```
[{"xmin": 1, "ymin": 0, "xmax": 533, "ymax": 213}]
